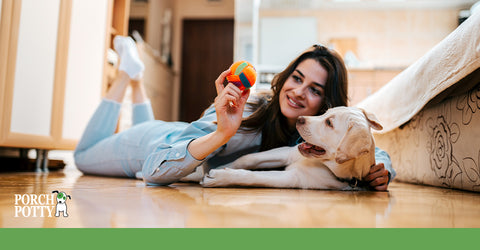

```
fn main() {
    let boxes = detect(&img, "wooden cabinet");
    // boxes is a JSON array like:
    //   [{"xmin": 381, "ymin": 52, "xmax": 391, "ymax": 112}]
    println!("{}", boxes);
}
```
[
  {"xmin": 0, "ymin": 0, "xmax": 130, "ymax": 169},
  {"xmin": 348, "ymin": 68, "xmax": 403, "ymax": 106}
]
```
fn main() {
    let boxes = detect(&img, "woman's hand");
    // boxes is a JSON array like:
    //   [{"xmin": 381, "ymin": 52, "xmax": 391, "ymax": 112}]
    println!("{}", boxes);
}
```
[
  {"xmin": 187, "ymin": 69, "xmax": 250, "ymax": 161},
  {"xmin": 214, "ymin": 69, "xmax": 250, "ymax": 139},
  {"xmin": 364, "ymin": 163, "xmax": 390, "ymax": 191}
]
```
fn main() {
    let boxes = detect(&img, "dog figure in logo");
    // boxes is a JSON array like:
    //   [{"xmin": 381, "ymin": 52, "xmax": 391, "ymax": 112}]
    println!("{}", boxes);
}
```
[{"xmin": 52, "ymin": 190, "xmax": 71, "ymax": 217}]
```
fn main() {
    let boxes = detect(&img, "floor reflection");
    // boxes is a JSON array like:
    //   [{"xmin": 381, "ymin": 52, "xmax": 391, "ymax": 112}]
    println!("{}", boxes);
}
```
[
  {"xmin": 1, "ymin": 168, "xmax": 480, "ymax": 228},
  {"xmin": 70, "ymin": 174, "xmax": 395, "ymax": 227}
]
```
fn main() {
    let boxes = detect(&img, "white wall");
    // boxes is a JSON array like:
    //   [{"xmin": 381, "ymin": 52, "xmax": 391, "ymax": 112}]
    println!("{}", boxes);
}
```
[{"xmin": 259, "ymin": 17, "xmax": 317, "ymax": 68}]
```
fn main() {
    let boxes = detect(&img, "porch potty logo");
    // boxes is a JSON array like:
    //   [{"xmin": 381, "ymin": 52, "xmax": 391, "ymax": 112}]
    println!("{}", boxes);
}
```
[{"xmin": 14, "ymin": 190, "xmax": 72, "ymax": 218}]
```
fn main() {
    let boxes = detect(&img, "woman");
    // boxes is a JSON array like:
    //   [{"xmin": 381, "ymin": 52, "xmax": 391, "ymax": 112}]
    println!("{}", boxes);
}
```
[{"xmin": 74, "ymin": 36, "xmax": 395, "ymax": 190}]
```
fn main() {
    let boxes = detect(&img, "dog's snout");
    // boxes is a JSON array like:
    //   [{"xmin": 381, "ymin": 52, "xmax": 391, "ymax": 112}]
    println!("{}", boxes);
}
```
[{"xmin": 297, "ymin": 116, "xmax": 306, "ymax": 125}]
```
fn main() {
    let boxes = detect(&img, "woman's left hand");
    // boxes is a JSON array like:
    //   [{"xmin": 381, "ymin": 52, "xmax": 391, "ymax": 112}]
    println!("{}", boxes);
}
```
[{"xmin": 364, "ymin": 163, "xmax": 390, "ymax": 191}]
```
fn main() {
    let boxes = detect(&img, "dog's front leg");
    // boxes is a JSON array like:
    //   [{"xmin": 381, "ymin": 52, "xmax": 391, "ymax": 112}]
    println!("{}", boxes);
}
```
[
  {"xmin": 228, "ymin": 146, "xmax": 302, "ymax": 170},
  {"xmin": 63, "ymin": 205, "xmax": 69, "ymax": 217},
  {"xmin": 201, "ymin": 169, "xmax": 300, "ymax": 188}
]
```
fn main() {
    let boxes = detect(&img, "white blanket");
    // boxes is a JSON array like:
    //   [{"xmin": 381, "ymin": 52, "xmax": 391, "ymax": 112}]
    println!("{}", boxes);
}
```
[{"xmin": 357, "ymin": 11, "xmax": 480, "ymax": 133}]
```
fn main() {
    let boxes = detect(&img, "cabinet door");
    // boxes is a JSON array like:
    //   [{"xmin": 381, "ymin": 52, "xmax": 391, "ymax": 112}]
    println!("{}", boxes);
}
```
[
  {"xmin": 0, "ymin": 0, "xmax": 111, "ymax": 150},
  {"xmin": 59, "ymin": 0, "xmax": 109, "ymax": 148},
  {"xmin": 1, "ymin": 0, "xmax": 63, "ymax": 148},
  {"xmin": 10, "ymin": 0, "xmax": 60, "ymax": 137}
]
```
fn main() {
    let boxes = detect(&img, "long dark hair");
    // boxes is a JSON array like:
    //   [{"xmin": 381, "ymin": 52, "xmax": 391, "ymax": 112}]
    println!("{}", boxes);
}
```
[{"xmin": 241, "ymin": 44, "xmax": 348, "ymax": 151}]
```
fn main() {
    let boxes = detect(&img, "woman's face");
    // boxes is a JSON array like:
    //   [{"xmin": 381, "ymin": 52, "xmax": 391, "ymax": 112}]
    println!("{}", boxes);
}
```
[{"xmin": 279, "ymin": 58, "xmax": 327, "ymax": 129}]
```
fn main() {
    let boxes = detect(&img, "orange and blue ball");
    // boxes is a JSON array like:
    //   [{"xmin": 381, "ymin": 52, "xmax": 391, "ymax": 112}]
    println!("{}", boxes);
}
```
[{"xmin": 226, "ymin": 61, "xmax": 256, "ymax": 91}]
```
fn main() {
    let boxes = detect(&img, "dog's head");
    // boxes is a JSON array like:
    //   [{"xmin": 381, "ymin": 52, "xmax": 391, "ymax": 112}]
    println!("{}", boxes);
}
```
[
  {"xmin": 296, "ymin": 106, "xmax": 383, "ymax": 179},
  {"xmin": 52, "ymin": 190, "xmax": 71, "ymax": 204}
]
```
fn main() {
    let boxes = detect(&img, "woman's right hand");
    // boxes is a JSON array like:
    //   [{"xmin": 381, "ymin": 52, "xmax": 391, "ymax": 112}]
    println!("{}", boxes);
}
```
[{"xmin": 214, "ymin": 69, "xmax": 250, "ymax": 139}]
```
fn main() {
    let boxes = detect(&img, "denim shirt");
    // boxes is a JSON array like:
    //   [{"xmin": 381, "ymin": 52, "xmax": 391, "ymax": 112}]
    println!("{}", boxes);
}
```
[{"xmin": 141, "ymin": 104, "xmax": 396, "ymax": 185}]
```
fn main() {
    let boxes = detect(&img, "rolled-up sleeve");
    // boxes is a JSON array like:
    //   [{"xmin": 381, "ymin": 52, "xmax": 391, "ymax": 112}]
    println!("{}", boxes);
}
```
[
  {"xmin": 375, "ymin": 147, "xmax": 396, "ymax": 183},
  {"xmin": 140, "ymin": 104, "xmax": 222, "ymax": 185},
  {"xmin": 142, "ymin": 140, "xmax": 209, "ymax": 185}
]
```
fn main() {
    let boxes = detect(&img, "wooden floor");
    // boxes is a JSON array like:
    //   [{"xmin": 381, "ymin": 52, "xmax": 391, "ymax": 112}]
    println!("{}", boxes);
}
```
[{"xmin": 1, "ymin": 153, "xmax": 480, "ymax": 228}]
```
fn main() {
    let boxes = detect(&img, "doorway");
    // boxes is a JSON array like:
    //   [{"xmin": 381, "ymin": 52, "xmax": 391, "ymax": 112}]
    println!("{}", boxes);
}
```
[{"xmin": 180, "ymin": 19, "xmax": 234, "ymax": 122}]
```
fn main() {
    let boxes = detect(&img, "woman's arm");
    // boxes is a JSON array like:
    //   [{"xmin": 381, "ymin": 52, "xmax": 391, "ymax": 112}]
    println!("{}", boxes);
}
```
[
  {"xmin": 188, "ymin": 69, "xmax": 250, "ymax": 160},
  {"xmin": 142, "ymin": 69, "xmax": 251, "ymax": 186}
]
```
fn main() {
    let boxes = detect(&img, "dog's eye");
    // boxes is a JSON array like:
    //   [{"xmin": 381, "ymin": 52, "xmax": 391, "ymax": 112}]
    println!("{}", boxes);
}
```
[{"xmin": 326, "ymin": 118, "xmax": 333, "ymax": 128}]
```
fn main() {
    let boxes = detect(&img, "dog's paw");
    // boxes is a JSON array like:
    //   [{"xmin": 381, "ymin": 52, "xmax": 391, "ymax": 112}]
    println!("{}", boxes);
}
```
[
  {"xmin": 201, "ymin": 169, "xmax": 235, "ymax": 187},
  {"xmin": 179, "ymin": 166, "xmax": 204, "ymax": 183},
  {"xmin": 201, "ymin": 169, "xmax": 219, "ymax": 187}
]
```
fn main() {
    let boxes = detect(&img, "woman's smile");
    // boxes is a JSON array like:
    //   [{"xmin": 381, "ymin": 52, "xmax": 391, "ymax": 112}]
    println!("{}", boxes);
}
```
[{"xmin": 286, "ymin": 95, "xmax": 304, "ymax": 108}]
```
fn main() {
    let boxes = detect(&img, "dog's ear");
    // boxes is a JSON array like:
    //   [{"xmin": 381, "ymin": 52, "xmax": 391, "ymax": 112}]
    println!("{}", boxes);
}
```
[
  {"xmin": 335, "ymin": 124, "xmax": 372, "ymax": 164},
  {"xmin": 52, "ymin": 190, "xmax": 59, "ymax": 194},
  {"xmin": 359, "ymin": 108, "xmax": 383, "ymax": 131}
]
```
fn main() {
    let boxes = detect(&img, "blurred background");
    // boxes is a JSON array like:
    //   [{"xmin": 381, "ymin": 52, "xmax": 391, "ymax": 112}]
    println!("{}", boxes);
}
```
[
  {"xmin": 127, "ymin": 0, "xmax": 479, "ymax": 115},
  {"xmin": 0, "ymin": 0, "xmax": 478, "ymax": 169}
]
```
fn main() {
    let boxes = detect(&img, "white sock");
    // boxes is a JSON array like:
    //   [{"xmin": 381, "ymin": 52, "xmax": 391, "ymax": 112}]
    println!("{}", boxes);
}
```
[{"xmin": 113, "ymin": 36, "xmax": 145, "ymax": 80}]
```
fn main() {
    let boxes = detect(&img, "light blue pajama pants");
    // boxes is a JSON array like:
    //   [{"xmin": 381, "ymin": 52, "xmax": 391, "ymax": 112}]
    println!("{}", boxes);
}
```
[{"xmin": 73, "ymin": 99, "xmax": 155, "ymax": 178}]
